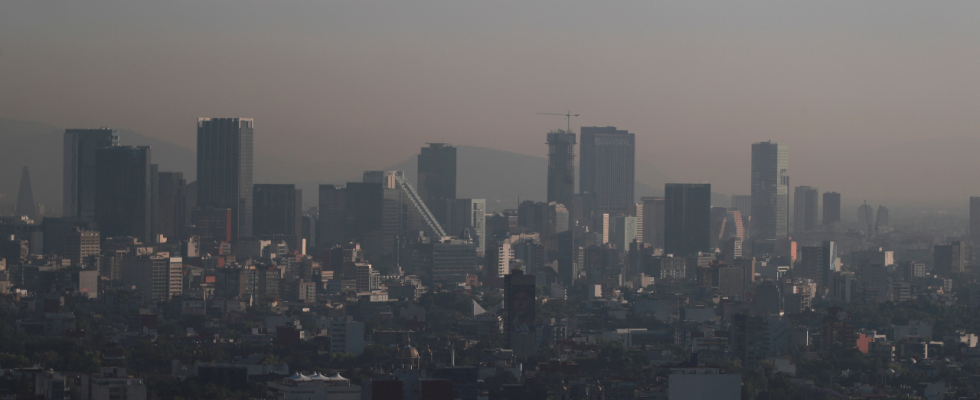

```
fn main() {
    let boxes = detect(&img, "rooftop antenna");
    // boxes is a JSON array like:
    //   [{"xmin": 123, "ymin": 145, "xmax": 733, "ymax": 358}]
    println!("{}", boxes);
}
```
[{"xmin": 537, "ymin": 111, "xmax": 580, "ymax": 133}]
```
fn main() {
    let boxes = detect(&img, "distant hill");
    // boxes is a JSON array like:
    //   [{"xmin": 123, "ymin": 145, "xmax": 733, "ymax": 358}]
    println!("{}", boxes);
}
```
[{"xmin": 0, "ymin": 118, "xmax": 678, "ymax": 215}]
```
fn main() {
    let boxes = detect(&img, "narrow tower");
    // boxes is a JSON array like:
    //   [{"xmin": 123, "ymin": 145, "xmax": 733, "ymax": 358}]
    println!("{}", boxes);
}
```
[{"xmin": 16, "ymin": 166, "xmax": 37, "ymax": 220}]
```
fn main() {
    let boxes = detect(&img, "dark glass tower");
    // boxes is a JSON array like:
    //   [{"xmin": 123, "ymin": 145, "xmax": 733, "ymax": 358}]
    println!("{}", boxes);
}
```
[
  {"xmin": 417, "ymin": 143, "xmax": 456, "ymax": 225},
  {"xmin": 663, "ymin": 183, "xmax": 711, "ymax": 257},
  {"xmin": 579, "ymin": 126, "xmax": 635, "ymax": 214},
  {"xmin": 793, "ymin": 186, "xmax": 819, "ymax": 236},
  {"xmin": 750, "ymin": 141, "xmax": 789, "ymax": 240},
  {"xmin": 63, "ymin": 128, "xmax": 118, "ymax": 219},
  {"xmin": 317, "ymin": 184, "xmax": 347, "ymax": 250},
  {"xmin": 546, "ymin": 131, "xmax": 576, "ymax": 207},
  {"xmin": 15, "ymin": 166, "xmax": 36, "ymax": 220},
  {"xmin": 157, "ymin": 172, "xmax": 187, "ymax": 242},
  {"xmin": 253, "ymin": 184, "xmax": 302, "ymax": 248},
  {"xmin": 196, "ymin": 118, "xmax": 253, "ymax": 240},
  {"xmin": 96, "ymin": 146, "xmax": 152, "ymax": 243},
  {"xmin": 823, "ymin": 192, "xmax": 841, "ymax": 226}
]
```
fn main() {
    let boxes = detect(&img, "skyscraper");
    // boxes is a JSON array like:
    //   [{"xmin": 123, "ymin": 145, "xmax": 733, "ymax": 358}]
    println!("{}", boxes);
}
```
[
  {"xmin": 95, "ymin": 146, "xmax": 152, "ymax": 243},
  {"xmin": 156, "ymin": 172, "xmax": 187, "ymax": 242},
  {"xmin": 317, "ymin": 184, "xmax": 347, "ymax": 250},
  {"xmin": 15, "ymin": 166, "xmax": 36, "ymax": 220},
  {"xmin": 641, "ymin": 197, "xmax": 665, "ymax": 248},
  {"xmin": 750, "ymin": 141, "xmax": 789, "ymax": 240},
  {"xmin": 63, "ymin": 128, "xmax": 118, "ymax": 219},
  {"xmin": 823, "ymin": 192, "xmax": 841, "ymax": 226},
  {"xmin": 580, "ymin": 126, "xmax": 635, "ymax": 214},
  {"xmin": 196, "ymin": 117, "xmax": 253, "ymax": 240},
  {"xmin": 505, "ymin": 269, "xmax": 537, "ymax": 357},
  {"xmin": 664, "ymin": 183, "xmax": 711, "ymax": 257},
  {"xmin": 800, "ymin": 241, "xmax": 838, "ymax": 290},
  {"xmin": 417, "ymin": 143, "xmax": 456, "ymax": 225},
  {"xmin": 793, "ymin": 186, "xmax": 819, "ymax": 236},
  {"xmin": 253, "ymin": 184, "xmax": 302, "ymax": 249},
  {"xmin": 546, "ymin": 131, "xmax": 576, "ymax": 207}
]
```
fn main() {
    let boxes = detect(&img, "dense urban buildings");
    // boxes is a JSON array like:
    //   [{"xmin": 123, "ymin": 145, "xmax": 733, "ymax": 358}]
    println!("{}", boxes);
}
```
[
  {"xmin": 196, "ymin": 117, "xmax": 254, "ymax": 241},
  {"xmin": 750, "ymin": 141, "xmax": 788, "ymax": 240},
  {"xmin": 579, "ymin": 126, "xmax": 635, "ymax": 215}
]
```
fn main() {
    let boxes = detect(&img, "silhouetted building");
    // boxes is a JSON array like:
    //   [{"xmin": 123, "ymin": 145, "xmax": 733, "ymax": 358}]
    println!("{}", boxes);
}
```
[
  {"xmin": 64, "ymin": 128, "xmax": 118, "ymax": 219},
  {"xmin": 751, "ymin": 141, "xmax": 788, "ymax": 240},
  {"xmin": 935, "ymin": 241, "xmax": 971, "ymax": 275},
  {"xmin": 664, "ymin": 183, "xmax": 711, "ymax": 257},
  {"xmin": 65, "ymin": 227, "xmax": 99, "ymax": 267},
  {"xmin": 876, "ymin": 205, "xmax": 889, "ymax": 227},
  {"xmin": 546, "ymin": 131, "xmax": 576, "ymax": 207},
  {"xmin": 800, "ymin": 241, "xmax": 838, "ymax": 290},
  {"xmin": 822, "ymin": 192, "xmax": 841, "ymax": 226},
  {"xmin": 196, "ymin": 117, "xmax": 253, "ymax": 241},
  {"xmin": 731, "ymin": 195, "xmax": 751, "ymax": 218},
  {"xmin": 15, "ymin": 166, "xmax": 36, "ymax": 220},
  {"xmin": 190, "ymin": 207, "xmax": 232, "ymax": 254},
  {"xmin": 505, "ymin": 269, "xmax": 536, "ymax": 357},
  {"xmin": 446, "ymin": 198, "xmax": 487, "ymax": 254},
  {"xmin": 253, "ymin": 184, "xmax": 302, "ymax": 250},
  {"xmin": 972, "ymin": 197, "xmax": 980, "ymax": 243},
  {"xmin": 580, "ymin": 126, "xmax": 635, "ymax": 214},
  {"xmin": 641, "ymin": 197, "xmax": 665, "ymax": 248},
  {"xmin": 96, "ymin": 146, "xmax": 152, "ymax": 243},
  {"xmin": 418, "ymin": 143, "xmax": 456, "ymax": 225},
  {"xmin": 156, "ymin": 172, "xmax": 187, "ymax": 242},
  {"xmin": 793, "ymin": 186, "xmax": 818, "ymax": 236},
  {"xmin": 317, "ymin": 184, "xmax": 347, "ymax": 251}
]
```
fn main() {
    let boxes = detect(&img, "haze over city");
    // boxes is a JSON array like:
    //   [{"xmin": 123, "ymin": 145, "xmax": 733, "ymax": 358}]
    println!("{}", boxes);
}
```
[{"xmin": 4, "ymin": 2, "xmax": 980, "ymax": 211}]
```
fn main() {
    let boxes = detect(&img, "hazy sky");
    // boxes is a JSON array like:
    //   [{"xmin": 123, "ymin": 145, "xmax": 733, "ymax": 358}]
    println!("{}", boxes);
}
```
[{"xmin": 3, "ymin": 1, "xmax": 980, "ymax": 208}]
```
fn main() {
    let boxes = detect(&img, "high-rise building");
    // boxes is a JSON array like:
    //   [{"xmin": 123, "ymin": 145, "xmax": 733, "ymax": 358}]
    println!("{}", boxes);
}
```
[
  {"xmin": 664, "ymin": 183, "xmax": 711, "ymax": 257},
  {"xmin": 631, "ymin": 202, "xmax": 644, "ymax": 244},
  {"xmin": 750, "ymin": 141, "xmax": 789, "ymax": 240},
  {"xmin": 317, "ymin": 185, "xmax": 347, "ymax": 251},
  {"xmin": 96, "ymin": 146, "xmax": 152, "ymax": 243},
  {"xmin": 446, "ymin": 198, "xmax": 487, "ymax": 254},
  {"xmin": 546, "ymin": 131, "xmax": 576, "ymax": 207},
  {"xmin": 876, "ymin": 205, "xmax": 889, "ymax": 227},
  {"xmin": 63, "ymin": 128, "xmax": 118, "ymax": 219},
  {"xmin": 793, "ymin": 186, "xmax": 819, "ymax": 236},
  {"xmin": 65, "ymin": 227, "xmax": 99, "ymax": 267},
  {"xmin": 505, "ymin": 269, "xmax": 537, "ymax": 357},
  {"xmin": 252, "ymin": 184, "xmax": 302, "ymax": 249},
  {"xmin": 190, "ymin": 207, "xmax": 232, "ymax": 254},
  {"xmin": 641, "ymin": 197, "xmax": 665, "ymax": 248},
  {"xmin": 196, "ymin": 117, "xmax": 253, "ymax": 241},
  {"xmin": 935, "ymin": 241, "xmax": 971, "ymax": 275},
  {"xmin": 579, "ymin": 126, "xmax": 635, "ymax": 214},
  {"xmin": 122, "ymin": 255, "xmax": 182, "ymax": 303},
  {"xmin": 417, "ymin": 143, "xmax": 456, "ymax": 226},
  {"xmin": 800, "ymin": 241, "xmax": 838, "ymax": 290},
  {"xmin": 730, "ymin": 195, "xmax": 752, "ymax": 218},
  {"xmin": 557, "ymin": 230, "xmax": 579, "ymax": 287},
  {"xmin": 15, "ymin": 166, "xmax": 36, "ymax": 220},
  {"xmin": 156, "ymin": 172, "xmax": 187, "ymax": 242},
  {"xmin": 822, "ymin": 192, "xmax": 841, "ymax": 226}
]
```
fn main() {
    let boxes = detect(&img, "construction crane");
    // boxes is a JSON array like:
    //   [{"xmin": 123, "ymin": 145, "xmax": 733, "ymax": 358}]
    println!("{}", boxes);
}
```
[{"xmin": 537, "ymin": 111, "xmax": 579, "ymax": 133}]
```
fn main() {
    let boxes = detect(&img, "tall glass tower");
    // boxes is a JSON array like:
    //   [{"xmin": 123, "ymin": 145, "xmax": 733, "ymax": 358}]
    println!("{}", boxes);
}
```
[
  {"xmin": 751, "ymin": 141, "xmax": 789, "ymax": 240},
  {"xmin": 64, "ymin": 128, "xmax": 118, "ymax": 219},
  {"xmin": 197, "ymin": 118, "xmax": 254, "ymax": 240},
  {"xmin": 580, "ymin": 126, "xmax": 635, "ymax": 214},
  {"xmin": 546, "ymin": 131, "xmax": 576, "ymax": 207}
]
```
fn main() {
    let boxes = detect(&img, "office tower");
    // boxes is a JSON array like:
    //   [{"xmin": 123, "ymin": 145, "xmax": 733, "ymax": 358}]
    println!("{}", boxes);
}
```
[
  {"xmin": 252, "ymin": 184, "xmax": 302, "ymax": 249},
  {"xmin": 800, "ymin": 241, "xmax": 838, "ymax": 290},
  {"xmin": 196, "ymin": 117, "xmax": 254, "ymax": 241},
  {"xmin": 190, "ymin": 207, "xmax": 232, "ymax": 254},
  {"xmin": 641, "ymin": 197, "xmax": 665, "ymax": 248},
  {"xmin": 664, "ymin": 183, "xmax": 711, "ymax": 257},
  {"xmin": 557, "ymin": 230, "xmax": 578, "ymax": 286},
  {"xmin": 156, "ymin": 172, "xmax": 187, "ymax": 242},
  {"xmin": 754, "ymin": 281, "xmax": 781, "ymax": 316},
  {"xmin": 731, "ymin": 314, "xmax": 770, "ymax": 368},
  {"xmin": 505, "ymin": 269, "xmax": 537, "ymax": 357},
  {"xmin": 631, "ymin": 202, "xmax": 644, "ymax": 244},
  {"xmin": 876, "ymin": 206, "xmax": 889, "ymax": 227},
  {"xmin": 793, "ymin": 186, "xmax": 819, "ymax": 236},
  {"xmin": 750, "ymin": 141, "xmax": 789, "ymax": 240},
  {"xmin": 15, "ymin": 166, "xmax": 36, "ymax": 220},
  {"xmin": 65, "ymin": 227, "xmax": 99, "ymax": 267},
  {"xmin": 723, "ymin": 238, "xmax": 742, "ymax": 264},
  {"xmin": 63, "ymin": 128, "xmax": 118, "ymax": 219},
  {"xmin": 709, "ymin": 207, "xmax": 729, "ymax": 250},
  {"xmin": 609, "ymin": 215, "xmax": 637, "ymax": 251},
  {"xmin": 935, "ymin": 241, "xmax": 971, "ymax": 275},
  {"xmin": 446, "ymin": 198, "xmax": 487, "ymax": 254},
  {"xmin": 317, "ymin": 185, "xmax": 347, "ymax": 250},
  {"xmin": 730, "ymin": 195, "xmax": 751, "ymax": 218},
  {"xmin": 822, "ymin": 192, "xmax": 841, "ymax": 226},
  {"xmin": 96, "ymin": 146, "xmax": 152, "ymax": 243},
  {"xmin": 718, "ymin": 265, "xmax": 747, "ymax": 299},
  {"xmin": 972, "ymin": 197, "xmax": 980, "ymax": 243},
  {"xmin": 518, "ymin": 200, "xmax": 548, "ymax": 234},
  {"xmin": 417, "ymin": 143, "xmax": 456, "ymax": 225},
  {"xmin": 579, "ymin": 126, "xmax": 635, "ymax": 214},
  {"xmin": 122, "ymin": 255, "xmax": 182, "ymax": 303},
  {"xmin": 546, "ymin": 131, "xmax": 576, "ymax": 207}
]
